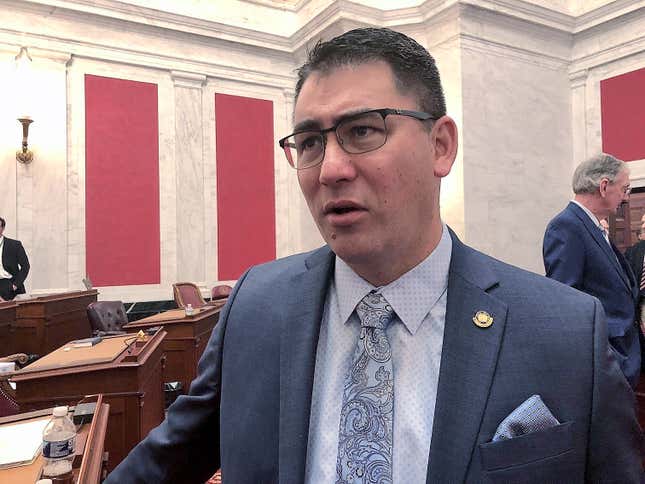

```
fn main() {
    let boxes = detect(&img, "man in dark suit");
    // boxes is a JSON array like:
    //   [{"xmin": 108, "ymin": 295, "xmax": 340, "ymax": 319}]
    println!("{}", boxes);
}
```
[
  {"xmin": 625, "ymin": 213, "xmax": 645, "ymax": 365},
  {"xmin": 0, "ymin": 217, "xmax": 30, "ymax": 301},
  {"xmin": 626, "ymin": 214, "xmax": 645, "ymax": 321},
  {"xmin": 543, "ymin": 154, "xmax": 640, "ymax": 389},
  {"xmin": 106, "ymin": 29, "xmax": 642, "ymax": 483}
]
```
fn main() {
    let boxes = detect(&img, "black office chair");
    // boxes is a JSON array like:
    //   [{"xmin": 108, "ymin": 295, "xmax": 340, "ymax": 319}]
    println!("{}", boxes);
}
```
[{"xmin": 86, "ymin": 301, "xmax": 129, "ymax": 336}]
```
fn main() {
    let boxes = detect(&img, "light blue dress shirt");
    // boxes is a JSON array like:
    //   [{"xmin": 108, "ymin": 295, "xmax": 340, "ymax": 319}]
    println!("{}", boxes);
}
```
[{"xmin": 305, "ymin": 224, "xmax": 452, "ymax": 483}]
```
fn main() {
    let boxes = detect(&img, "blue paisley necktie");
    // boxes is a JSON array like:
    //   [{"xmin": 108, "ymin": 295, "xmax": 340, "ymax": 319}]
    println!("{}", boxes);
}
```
[{"xmin": 336, "ymin": 291, "xmax": 395, "ymax": 484}]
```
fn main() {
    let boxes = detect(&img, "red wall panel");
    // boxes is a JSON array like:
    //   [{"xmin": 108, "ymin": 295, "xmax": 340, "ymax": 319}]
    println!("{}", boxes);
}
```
[
  {"xmin": 216, "ymin": 94, "xmax": 276, "ymax": 280},
  {"xmin": 601, "ymin": 68, "xmax": 645, "ymax": 161},
  {"xmin": 85, "ymin": 75, "xmax": 160, "ymax": 286}
]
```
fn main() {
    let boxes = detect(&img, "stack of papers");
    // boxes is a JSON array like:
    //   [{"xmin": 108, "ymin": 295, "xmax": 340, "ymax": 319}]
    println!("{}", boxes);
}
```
[{"xmin": 0, "ymin": 418, "xmax": 49, "ymax": 468}]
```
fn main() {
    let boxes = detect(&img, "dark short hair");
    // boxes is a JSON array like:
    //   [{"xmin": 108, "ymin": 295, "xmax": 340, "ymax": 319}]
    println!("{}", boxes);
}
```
[
  {"xmin": 295, "ymin": 27, "xmax": 447, "ymax": 119},
  {"xmin": 0, "ymin": 217, "xmax": 5, "ymax": 229}
]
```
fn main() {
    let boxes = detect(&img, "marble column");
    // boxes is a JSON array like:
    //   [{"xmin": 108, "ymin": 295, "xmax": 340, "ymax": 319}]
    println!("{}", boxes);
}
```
[{"xmin": 171, "ymin": 70, "xmax": 207, "ymax": 284}]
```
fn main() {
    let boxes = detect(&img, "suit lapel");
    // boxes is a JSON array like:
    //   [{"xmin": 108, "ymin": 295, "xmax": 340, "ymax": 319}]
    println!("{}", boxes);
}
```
[
  {"xmin": 278, "ymin": 247, "xmax": 334, "ymax": 483},
  {"xmin": 568, "ymin": 203, "xmax": 631, "ymax": 291},
  {"xmin": 427, "ymin": 232, "xmax": 508, "ymax": 483},
  {"xmin": 613, "ymin": 241, "xmax": 636, "ymax": 286}
]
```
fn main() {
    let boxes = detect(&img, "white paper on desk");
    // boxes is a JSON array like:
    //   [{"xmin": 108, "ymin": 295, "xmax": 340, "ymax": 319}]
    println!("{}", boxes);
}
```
[{"xmin": 0, "ymin": 418, "xmax": 49, "ymax": 468}]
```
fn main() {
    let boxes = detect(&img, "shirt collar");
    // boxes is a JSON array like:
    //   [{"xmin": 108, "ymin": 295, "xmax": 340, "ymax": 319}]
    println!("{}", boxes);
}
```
[
  {"xmin": 571, "ymin": 200, "xmax": 602, "ymax": 229},
  {"xmin": 334, "ymin": 223, "xmax": 452, "ymax": 335}
]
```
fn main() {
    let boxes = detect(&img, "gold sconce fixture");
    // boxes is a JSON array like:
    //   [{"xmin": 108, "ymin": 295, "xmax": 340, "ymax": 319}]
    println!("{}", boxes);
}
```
[
  {"xmin": 16, "ymin": 117, "xmax": 34, "ymax": 164},
  {"xmin": 15, "ymin": 47, "xmax": 34, "ymax": 164}
]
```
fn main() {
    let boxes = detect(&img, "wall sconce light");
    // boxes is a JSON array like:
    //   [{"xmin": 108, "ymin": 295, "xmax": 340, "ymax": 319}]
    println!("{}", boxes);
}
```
[
  {"xmin": 16, "ymin": 117, "xmax": 34, "ymax": 164},
  {"xmin": 15, "ymin": 47, "xmax": 34, "ymax": 164}
]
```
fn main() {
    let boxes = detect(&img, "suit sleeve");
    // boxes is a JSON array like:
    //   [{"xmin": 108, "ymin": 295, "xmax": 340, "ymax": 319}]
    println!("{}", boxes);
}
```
[
  {"xmin": 586, "ymin": 299, "xmax": 643, "ymax": 482},
  {"xmin": 104, "ymin": 269, "xmax": 250, "ymax": 484},
  {"xmin": 543, "ymin": 222, "xmax": 585, "ymax": 290},
  {"xmin": 12, "ymin": 240, "xmax": 30, "ymax": 286}
]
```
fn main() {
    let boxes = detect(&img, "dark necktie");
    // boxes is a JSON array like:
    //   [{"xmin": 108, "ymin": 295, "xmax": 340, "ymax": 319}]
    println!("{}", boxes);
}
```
[{"xmin": 336, "ymin": 291, "xmax": 395, "ymax": 483}]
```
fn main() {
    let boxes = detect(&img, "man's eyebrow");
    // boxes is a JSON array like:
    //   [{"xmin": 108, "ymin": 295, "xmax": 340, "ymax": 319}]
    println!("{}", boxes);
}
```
[
  {"xmin": 293, "ymin": 119, "xmax": 321, "ymax": 132},
  {"xmin": 292, "ymin": 107, "xmax": 375, "ymax": 133}
]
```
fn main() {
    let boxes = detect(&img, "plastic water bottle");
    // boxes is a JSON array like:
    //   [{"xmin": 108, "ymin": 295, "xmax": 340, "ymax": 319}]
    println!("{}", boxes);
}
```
[
  {"xmin": 42, "ymin": 406, "xmax": 76, "ymax": 481},
  {"xmin": 185, "ymin": 303, "xmax": 194, "ymax": 316}
]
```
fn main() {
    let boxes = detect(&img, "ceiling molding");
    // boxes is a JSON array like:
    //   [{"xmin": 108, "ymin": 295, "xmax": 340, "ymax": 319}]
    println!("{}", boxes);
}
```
[
  {"xmin": 460, "ymin": 33, "xmax": 569, "ymax": 71},
  {"xmin": 574, "ymin": 0, "xmax": 645, "ymax": 33},
  {"xmin": 15, "ymin": 0, "xmax": 296, "ymax": 51},
  {"xmin": 460, "ymin": 0, "xmax": 575, "ymax": 32},
  {"xmin": 0, "ymin": 29, "xmax": 295, "ymax": 90},
  {"xmin": 18, "ymin": 0, "xmax": 642, "ymax": 46},
  {"xmin": 570, "ymin": 35, "xmax": 645, "ymax": 73},
  {"xmin": 5, "ymin": 0, "xmax": 644, "ymax": 76}
]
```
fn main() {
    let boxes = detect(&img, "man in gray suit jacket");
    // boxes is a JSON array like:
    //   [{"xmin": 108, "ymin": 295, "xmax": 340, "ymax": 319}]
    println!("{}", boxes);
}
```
[{"xmin": 106, "ymin": 28, "xmax": 642, "ymax": 483}]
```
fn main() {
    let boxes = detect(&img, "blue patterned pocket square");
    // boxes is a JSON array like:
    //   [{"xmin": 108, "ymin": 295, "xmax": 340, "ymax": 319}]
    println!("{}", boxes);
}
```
[{"xmin": 492, "ymin": 395, "xmax": 560, "ymax": 442}]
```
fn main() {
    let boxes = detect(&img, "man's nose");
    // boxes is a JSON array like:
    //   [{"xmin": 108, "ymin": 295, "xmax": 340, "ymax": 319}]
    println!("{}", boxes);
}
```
[{"xmin": 318, "ymin": 135, "xmax": 357, "ymax": 185}]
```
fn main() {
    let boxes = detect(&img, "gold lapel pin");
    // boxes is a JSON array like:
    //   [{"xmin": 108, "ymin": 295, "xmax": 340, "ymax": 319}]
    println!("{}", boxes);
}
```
[{"xmin": 473, "ymin": 310, "xmax": 494, "ymax": 328}]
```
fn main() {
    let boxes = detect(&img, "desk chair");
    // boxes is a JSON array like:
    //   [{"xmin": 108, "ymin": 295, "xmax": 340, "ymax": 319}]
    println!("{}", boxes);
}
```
[
  {"xmin": 208, "ymin": 284, "xmax": 232, "ymax": 309},
  {"xmin": 210, "ymin": 285, "xmax": 232, "ymax": 301},
  {"xmin": 173, "ymin": 282, "xmax": 206, "ymax": 309},
  {"xmin": 173, "ymin": 282, "xmax": 232, "ymax": 309},
  {"xmin": 87, "ymin": 301, "xmax": 128, "ymax": 336}
]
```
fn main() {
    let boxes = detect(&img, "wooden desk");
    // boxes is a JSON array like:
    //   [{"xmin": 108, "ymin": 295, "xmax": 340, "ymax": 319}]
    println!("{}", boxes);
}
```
[
  {"xmin": 11, "ymin": 331, "xmax": 166, "ymax": 472},
  {"xmin": 0, "ymin": 301, "xmax": 17, "ymax": 356},
  {"xmin": 11, "ymin": 290, "xmax": 98, "ymax": 356},
  {"xmin": 123, "ymin": 306, "xmax": 221, "ymax": 391},
  {"xmin": 0, "ymin": 397, "xmax": 109, "ymax": 483}
]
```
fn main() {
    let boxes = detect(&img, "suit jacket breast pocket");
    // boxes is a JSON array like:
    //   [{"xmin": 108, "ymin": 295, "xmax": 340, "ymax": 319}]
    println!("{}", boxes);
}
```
[{"xmin": 479, "ymin": 421, "xmax": 579, "ymax": 483}]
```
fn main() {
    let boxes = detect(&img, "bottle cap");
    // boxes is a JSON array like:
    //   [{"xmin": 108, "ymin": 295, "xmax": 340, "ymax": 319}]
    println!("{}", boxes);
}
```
[{"xmin": 53, "ymin": 406, "xmax": 69, "ymax": 417}]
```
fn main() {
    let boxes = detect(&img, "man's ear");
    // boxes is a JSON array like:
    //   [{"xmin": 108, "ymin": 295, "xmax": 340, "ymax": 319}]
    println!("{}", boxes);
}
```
[
  {"xmin": 599, "ymin": 178, "xmax": 609, "ymax": 197},
  {"xmin": 431, "ymin": 116, "xmax": 458, "ymax": 178}
]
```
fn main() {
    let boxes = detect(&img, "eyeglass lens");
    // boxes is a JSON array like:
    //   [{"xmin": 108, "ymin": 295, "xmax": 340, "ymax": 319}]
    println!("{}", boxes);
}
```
[{"xmin": 284, "ymin": 111, "xmax": 388, "ymax": 169}]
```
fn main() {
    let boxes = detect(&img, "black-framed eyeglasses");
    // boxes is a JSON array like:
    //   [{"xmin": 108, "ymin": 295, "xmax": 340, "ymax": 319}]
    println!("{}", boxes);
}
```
[{"xmin": 278, "ymin": 108, "xmax": 436, "ymax": 170}]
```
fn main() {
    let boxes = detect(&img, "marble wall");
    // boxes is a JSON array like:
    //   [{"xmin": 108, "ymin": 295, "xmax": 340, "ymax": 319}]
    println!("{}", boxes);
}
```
[
  {"xmin": 0, "ymin": 0, "xmax": 643, "ymax": 300},
  {"xmin": 459, "ymin": 6, "xmax": 574, "ymax": 274}
]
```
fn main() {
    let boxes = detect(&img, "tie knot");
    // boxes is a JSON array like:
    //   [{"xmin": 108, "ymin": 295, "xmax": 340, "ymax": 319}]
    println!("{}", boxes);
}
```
[{"xmin": 356, "ymin": 291, "xmax": 395, "ymax": 330}]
